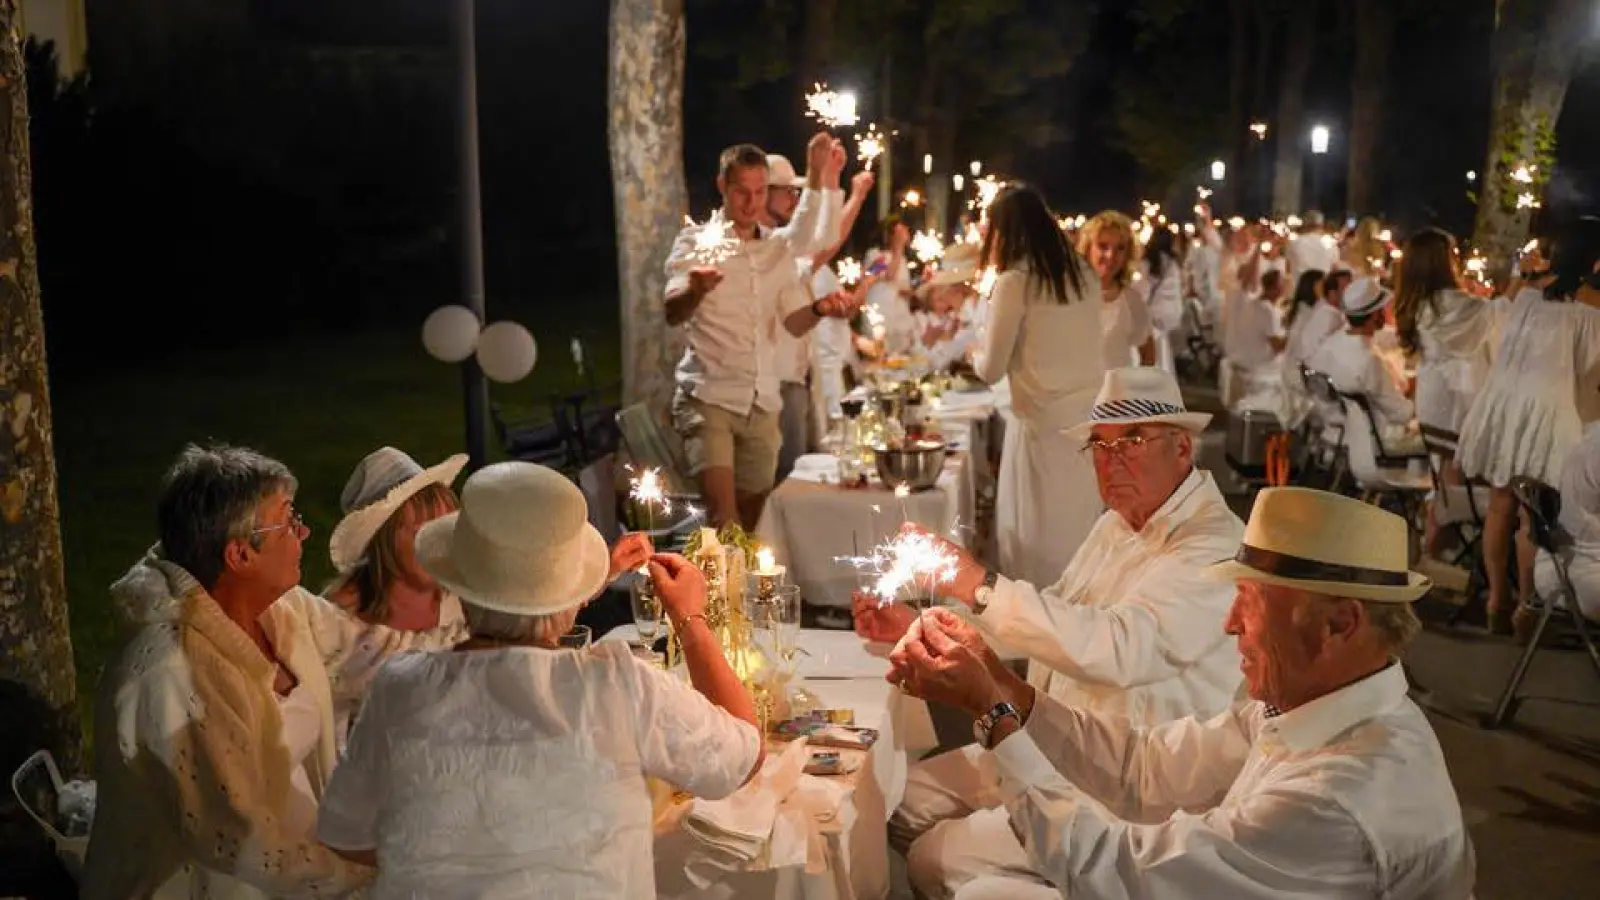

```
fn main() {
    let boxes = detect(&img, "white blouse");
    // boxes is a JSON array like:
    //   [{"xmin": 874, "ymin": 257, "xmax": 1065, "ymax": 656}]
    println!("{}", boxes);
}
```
[
  {"xmin": 317, "ymin": 642, "xmax": 762, "ymax": 899},
  {"xmin": 1099, "ymin": 283, "xmax": 1152, "ymax": 370},
  {"xmin": 973, "ymin": 266, "xmax": 1105, "ymax": 428}
]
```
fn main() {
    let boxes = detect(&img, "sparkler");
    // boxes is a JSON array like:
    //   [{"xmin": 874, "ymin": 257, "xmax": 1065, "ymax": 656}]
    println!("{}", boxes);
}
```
[
  {"xmin": 911, "ymin": 230, "xmax": 945, "ymax": 263},
  {"xmin": 856, "ymin": 124, "xmax": 885, "ymax": 170},
  {"xmin": 1511, "ymin": 164, "xmax": 1536, "ymax": 184},
  {"xmin": 1249, "ymin": 121, "xmax": 1268, "ymax": 140},
  {"xmin": 804, "ymin": 83, "xmax": 859, "ymax": 129},
  {"xmin": 1286, "ymin": 215, "xmax": 1303, "ymax": 230},
  {"xmin": 628, "ymin": 466, "xmax": 672, "ymax": 532},
  {"xmin": 975, "ymin": 266, "xmax": 998, "ymax": 298},
  {"xmin": 836, "ymin": 256, "xmax": 863, "ymax": 287},
  {"xmin": 963, "ymin": 221, "xmax": 984, "ymax": 245},
  {"xmin": 971, "ymin": 175, "xmax": 1002, "ymax": 213},
  {"xmin": 902, "ymin": 189, "xmax": 923, "ymax": 208},
  {"xmin": 683, "ymin": 215, "xmax": 738, "ymax": 266},
  {"xmin": 1516, "ymin": 192, "xmax": 1541, "ymax": 210},
  {"xmin": 835, "ymin": 530, "xmax": 960, "ymax": 606},
  {"xmin": 1228, "ymin": 216, "xmax": 1246, "ymax": 231},
  {"xmin": 1196, "ymin": 186, "xmax": 1213, "ymax": 200}
]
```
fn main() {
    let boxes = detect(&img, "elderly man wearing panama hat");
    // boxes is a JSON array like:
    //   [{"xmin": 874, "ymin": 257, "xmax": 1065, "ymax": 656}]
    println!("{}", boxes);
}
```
[
  {"xmin": 1306, "ymin": 275, "xmax": 1426, "ymax": 454},
  {"xmin": 885, "ymin": 488, "xmax": 1474, "ymax": 900},
  {"xmin": 862, "ymin": 367, "xmax": 1246, "ymax": 896}
]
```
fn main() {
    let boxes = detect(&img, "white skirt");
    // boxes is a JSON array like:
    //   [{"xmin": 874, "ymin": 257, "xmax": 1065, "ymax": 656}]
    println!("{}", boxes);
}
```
[
  {"xmin": 1457, "ymin": 381, "xmax": 1582, "ymax": 488},
  {"xmin": 996, "ymin": 416, "xmax": 1101, "ymax": 586}
]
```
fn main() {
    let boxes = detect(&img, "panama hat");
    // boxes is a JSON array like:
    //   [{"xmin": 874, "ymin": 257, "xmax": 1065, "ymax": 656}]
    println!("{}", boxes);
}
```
[
  {"xmin": 1063, "ymin": 367, "xmax": 1213, "ymax": 442},
  {"xmin": 1207, "ymin": 487, "xmax": 1431, "ymax": 603},
  {"xmin": 329, "ymin": 447, "xmax": 468, "ymax": 573},
  {"xmin": 1341, "ymin": 276, "xmax": 1392, "ymax": 318},
  {"xmin": 414, "ymin": 461, "xmax": 609, "ymax": 616},
  {"xmin": 766, "ymin": 154, "xmax": 806, "ymax": 189},
  {"xmin": 924, "ymin": 243, "xmax": 983, "ymax": 289}
]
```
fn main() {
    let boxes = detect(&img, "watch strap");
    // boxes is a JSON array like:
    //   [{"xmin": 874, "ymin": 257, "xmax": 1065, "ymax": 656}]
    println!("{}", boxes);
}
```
[{"xmin": 975, "ymin": 700, "xmax": 1021, "ymax": 749}]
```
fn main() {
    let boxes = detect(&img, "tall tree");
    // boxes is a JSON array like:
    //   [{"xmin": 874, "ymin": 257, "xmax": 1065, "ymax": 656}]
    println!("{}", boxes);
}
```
[
  {"xmin": 1224, "ymin": 0, "xmax": 1253, "ymax": 215},
  {"xmin": 1346, "ymin": 0, "xmax": 1395, "ymax": 216},
  {"xmin": 0, "ymin": 0, "xmax": 79, "ymax": 791},
  {"xmin": 1471, "ymin": 0, "xmax": 1592, "ymax": 278},
  {"xmin": 1269, "ymin": 0, "xmax": 1318, "ymax": 215},
  {"xmin": 609, "ymin": 0, "xmax": 689, "ymax": 415}
]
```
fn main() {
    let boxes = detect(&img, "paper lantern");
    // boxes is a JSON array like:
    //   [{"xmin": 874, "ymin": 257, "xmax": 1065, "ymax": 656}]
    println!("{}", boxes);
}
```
[
  {"xmin": 476, "ymin": 321, "xmax": 538, "ymax": 383},
  {"xmin": 421, "ymin": 305, "xmax": 481, "ymax": 363}
]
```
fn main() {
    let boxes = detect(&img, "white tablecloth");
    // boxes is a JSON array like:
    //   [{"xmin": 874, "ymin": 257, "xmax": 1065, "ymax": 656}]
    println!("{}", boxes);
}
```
[
  {"xmin": 756, "ymin": 453, "xmax": 977, "ymax": 610},
  {"xmin": 601, "ymin": 627, "xmax": 936, "ymax": 900}
]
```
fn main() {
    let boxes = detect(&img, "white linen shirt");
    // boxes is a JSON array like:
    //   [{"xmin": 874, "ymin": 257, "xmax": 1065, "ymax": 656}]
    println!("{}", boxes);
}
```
[
  {"xmin": 1287, "ymin": 232, "xmax": 1340, "ymax": 278},
  {"xmin": 317, "ymin": 642, "xmax": 761, "ymax": 900},
  {"xmin": 989, "ymin": 663, "xmax": 1475, "ymax": 899},
  {"xmin": 1307, "ymin": 330, "xmax": 1416, "ymax": 437},
  {"xmin": 978, "ymin": 468, "xmax": 1246, "ymax": 724},
  {"xmin": 666, "ymin": 189, "xmax": 841, "ymax": 415}
]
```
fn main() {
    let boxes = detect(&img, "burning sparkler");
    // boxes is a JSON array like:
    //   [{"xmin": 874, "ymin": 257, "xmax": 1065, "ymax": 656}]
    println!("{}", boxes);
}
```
[
  {"xmin": 1511, "ymin": 164, "xmax": 1536, "ymax": 185},
  {"xmin": 836, "ymin": 530, "xmax": 960, "ymax": 605},
  {"xmin": 971, "ymin": 175, "xmax": 1002, "ymax": 213},
  {"xmin": 836, "ymin": 256, "xmax": 863, "ymax": 287},
  {"xmin": 856, "ymin": 124, "xmax": 885, "ymax": 170},
  {"xmin": 911, "ymin": 230, "xmax": 945, "ymax": 263},
  {"xmin": 1250, "ymin": 121, "xmax": 1269, "ymax": 140},
  {"xmin": 902, "ymin": 189, "xmax": 923, "ymax": 208},
  {"xmin": 1196, "ymin": 186, "xmax": 1213, "ymax": 200},
  {"xmin": 628, "ymin": 466, "xmax": 672, "ymax": 532},
  {"xmin": 683, "ymin": 215, "xmax": 738, "ymax": 266},
  {"xmin": 975, "ymin": 266, "xmax": 998, "ymax": 298},
  {"xmin": 1516, "ymin": 192, "xmax": 1541, "ymax": 210},
  {"xmin": 804, "ymin": 83, "xmax": 859, "ymax": 129}
]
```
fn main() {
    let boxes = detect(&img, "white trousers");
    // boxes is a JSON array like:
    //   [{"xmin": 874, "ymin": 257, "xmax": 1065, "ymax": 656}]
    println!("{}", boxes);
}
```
[{"xmin": 890, "ymin": 747, "xmax": 1055, "ymax": 899}]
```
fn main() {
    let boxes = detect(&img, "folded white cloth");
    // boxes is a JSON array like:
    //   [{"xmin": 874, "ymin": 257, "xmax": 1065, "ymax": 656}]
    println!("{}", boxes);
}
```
[
  {"xmin": 683, "ymin": 738, "xmax": 809, "ymax": 865},
  {"xmin": 788, "ymin": 454, "xmax": 840, "ymax": 484}
]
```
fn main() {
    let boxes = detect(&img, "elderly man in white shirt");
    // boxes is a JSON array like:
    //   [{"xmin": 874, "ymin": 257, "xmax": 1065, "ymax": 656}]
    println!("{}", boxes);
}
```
[
  {"xmin": 856, "ymin": 368, "xmax": 1245, "ymax": 899},
  {"xmin": 664, "ymin": 134, "xmax": 858, "ymax": 529},
  {"xmin": 1305, "ymin": 276, "xmax": 1425, "ymax": 455},
  {"xmin": 1287, "ymin": 209, "xmax": 1341, "ymax": 278},
  {"xmin": 889, "ymin": 487, "xmax": 1474, "ymax": 900}
]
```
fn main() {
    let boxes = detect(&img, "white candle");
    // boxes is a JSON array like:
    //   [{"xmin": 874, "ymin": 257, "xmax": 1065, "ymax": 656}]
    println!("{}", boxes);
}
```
[{"xmin": 756, "ymin": 547, "xmax": 776, "ymax": 576}]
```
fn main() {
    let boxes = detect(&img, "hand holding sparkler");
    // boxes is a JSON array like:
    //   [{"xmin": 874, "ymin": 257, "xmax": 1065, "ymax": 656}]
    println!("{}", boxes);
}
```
[
  {"xmin": 608, "ymin": 532, "xmax": 656, "ymax": 582},
  {"xmin": 850, "ymin": 170, "xmax": 876, "ymax": 199},
  {"xmin": 806, "ymin": 132, "xmax": 839, "ymax": 186},
  {"xmin": 814, "ymin": 292, "xmax": 863, "ymax": 319},
  {"xmin": 647, "ymin": 553, "xmax": 708, "ymax": 627},
  {"xmin": 888, "ymin": 608, "xmax": 1020, "ymax": 717},
  {"xmin": 852, "ymin": 589, "xmax": 918, "ymax": 644}
]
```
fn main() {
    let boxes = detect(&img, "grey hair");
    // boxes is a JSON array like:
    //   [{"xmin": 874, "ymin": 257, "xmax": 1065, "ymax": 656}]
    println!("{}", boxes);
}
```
[
  {"xmin": 460, "ymin": 601, "xmax": 577, "ymax": 644},
  {"xmin": 157, "ymin": 443, "xmax": 297, "ymax": 590},
  {"xmin": 1361, "ymin": 599, "xmax": 1423, "ymax": 651}
]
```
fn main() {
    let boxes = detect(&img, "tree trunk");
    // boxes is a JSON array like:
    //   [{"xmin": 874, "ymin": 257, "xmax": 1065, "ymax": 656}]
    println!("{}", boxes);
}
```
[
  {"xmin": 796, "ymin": 0, "xmax": 836, "ymax": 100},
  {"xmin": 1470, "ymin": 0, "xmax": 1590, "ymax": 280},
  {"xmin": 1269, "ymin": 0, "xmax": 1317, "ymax": 216},
  {"xmin": 609, "ymin": 0, "xmax": 688, "ymax": 416},
  {"xmin": 1223, "ymin": 0, "xmax": 1251, "ymax": 216},
  {"xmin": 1, "ymin": 0, "xmax": 80, "ymax": 868},
  {"xmin": 1346, "ymin": 0, "xmax": 1394, "ymax": 217},
  {"xmin": 1248, "ymin": 0, "xmax": 1274, "ymax": 216}
]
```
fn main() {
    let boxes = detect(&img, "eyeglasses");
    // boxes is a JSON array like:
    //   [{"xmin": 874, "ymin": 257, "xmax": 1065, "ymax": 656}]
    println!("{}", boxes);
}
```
[
  {"xmin": 251, "ymin": 504, "xmax": 306, "ymax": 538},
  {"xmin": 1081, "ymin": 432, "xmax": 1171, "ymax": 458}
]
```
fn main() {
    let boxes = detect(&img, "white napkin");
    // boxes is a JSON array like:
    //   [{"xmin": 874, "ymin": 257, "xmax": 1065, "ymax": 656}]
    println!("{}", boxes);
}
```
[
  {"xmin": 788, "ymin": 454, "xmax": 840, "ymax": 484},
  {"xmin": 682, "ymin": 738, "xmax": 809, "ymax": 865}
]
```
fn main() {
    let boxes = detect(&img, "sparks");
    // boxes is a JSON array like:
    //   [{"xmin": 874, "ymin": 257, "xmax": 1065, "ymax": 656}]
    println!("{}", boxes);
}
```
[
  {"xmin": 974, "ymin": 266, "xmax": 998, "ymax": 298},
  {"xmin": 856, "ymin": 124, "xmax": 885, "ymax": 170},
  {"xmin": 1286, "ymin": 215, "xmax": 1303, "ymax": 230},
  {"xmin": 834, "ymin": 531, "xmax": 960, "ymax": 604},
  {"xmin": 1516, "ymin": 192, "xmax": 1541, "ymax": 210},
  {"xmin": 1511, "ymin": 165, "xmax": 1535, "ymax": 185},
  {"xmin": 836, "ymin": 256, "xmax": 863, "ymax": 286},
  {"xmin": 902, "ymin": 188, "xmax": 923, "ymax": 208},
  {"xmin": 971, "ymin": 175, "xmax": 1003, "ymax": 213},
  {"xmin": 1228, "ymin": 216, "xmax": 1246, "ymax": 231},
  {"xmin": 1196, "ymin": 186, "xmax": 1213, "ymax": 200},
  {"xmin": 804, "ymin": 83, "xmax": 859, "ymax": 129},
  {"xmin": 1249, "ymin": 121, "xmax": 1269, "ymax": 140},
  {"xmin": 683, "ymin": 214, "xmax": 738, "ymax": 266},
  {"xmin": 911, "ymin": 230, "xmax": 945, "ymax": 263}
]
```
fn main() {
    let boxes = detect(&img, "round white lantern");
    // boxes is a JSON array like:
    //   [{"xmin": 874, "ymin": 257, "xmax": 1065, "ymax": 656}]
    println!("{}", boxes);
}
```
[
  {"xmin": 421, "ymin": 305, "xmax": 481, "ymax": 363},
  {"xmin": 476, "ymin": 321, "xmax": 538, "ymax": 383}
]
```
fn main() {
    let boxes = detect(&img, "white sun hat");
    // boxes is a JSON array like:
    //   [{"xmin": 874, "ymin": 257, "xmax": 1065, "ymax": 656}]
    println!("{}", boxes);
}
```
[
  {"xmin": 328, "ymin": 447, "xmax": 468, "ymax": 573},
  {"xmin": 1340, "ymin": 276, "xmax": 1392, "ymax": 318},
  {"xmin": 414, "ymin": 461, "xmax": 610, "ymax": 616},
  {"xmin": 766, "ymin": 154, "xmax": 806, "ymax": 189},
  {"xmin": 924, "ymin": 243, "xmax": 983, "ymax": 289},
  {"xmin": 1063, "ymin": 367, "xmax": 1213, "ymax": 442},
  {"xmin": 1207, "ymin": 486, "xmax": 1431, "ymax": 603}
]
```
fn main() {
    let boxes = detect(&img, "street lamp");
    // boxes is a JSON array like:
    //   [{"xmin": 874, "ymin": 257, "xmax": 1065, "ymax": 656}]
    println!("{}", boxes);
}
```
[
  {"xmin": 1210, "ymin": 159, "xmax": 1227, "ymax": 182},
  {"xmin": 952, "ymin": 173, "xmax": 965, "ymax": 192},
  {"xmin": 969, "ymin": 160, "xmax": 983, "ymax": 177},
  {"xmin": 923, "ymin": 154, "xmax": 933, "ymax": 175},
  {"xmin": 1310, "ymin": 124, "xmax": 1331, "ymax": 155}
]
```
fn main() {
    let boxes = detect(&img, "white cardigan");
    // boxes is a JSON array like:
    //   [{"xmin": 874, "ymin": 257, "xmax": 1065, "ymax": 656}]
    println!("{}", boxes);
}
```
[{"xmin": 82, "ymin": 551, "xmax": 465, "ymax": 900}]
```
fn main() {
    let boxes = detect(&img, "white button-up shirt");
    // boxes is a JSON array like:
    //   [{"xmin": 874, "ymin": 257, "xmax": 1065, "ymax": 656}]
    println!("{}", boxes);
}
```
[
  {"xmin": 1287, "ymin": 232, "xmax": 1340, "ymax": 278},
  {"xmin": 991, "ymin": 663, "xmax": 1475, "ymax": 899},
  {"xmin": 978, "ymin": 468, "xmax": 1246, "ymax": 724},
  {"xmin": 1307, "ymin": 330, "xmax": 1415, "ymax": 437},
  {"xmin": 665, "ymin": 189, "xmax": 841, "ymax": 416}
]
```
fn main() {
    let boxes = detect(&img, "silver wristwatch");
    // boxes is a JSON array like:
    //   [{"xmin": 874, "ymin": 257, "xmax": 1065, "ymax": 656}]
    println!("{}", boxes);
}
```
[
  {"xmin": 973, "ymin": 700, "xmax": 1021, "ymax": 748},
  {"xmin": 972, "ymin": 568, "xmax": 1001, "ymax": 614}
]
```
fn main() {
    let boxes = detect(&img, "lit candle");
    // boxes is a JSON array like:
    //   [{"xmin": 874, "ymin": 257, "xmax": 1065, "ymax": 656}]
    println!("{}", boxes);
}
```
[{"xmin": 757, "ymin": 547, "xmax": 776, "ymax": 576}]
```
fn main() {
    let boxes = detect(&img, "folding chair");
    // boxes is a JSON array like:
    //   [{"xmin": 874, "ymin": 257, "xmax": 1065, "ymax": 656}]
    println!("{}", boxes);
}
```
[
  {"xmin": 1301, "ymin": 367, "xmax": 1349, "ymax": 492},
  {"xmin": 1338, "ymin": 392, "xmax": 1431, "ymax": 539},
  {"xmin": 1419, "ymin": 425, "xmax": 1490, "ymax": 618},
  {"xmin": 1486, "ymin": 478, "xmax": 1600, "ymax": 728}
]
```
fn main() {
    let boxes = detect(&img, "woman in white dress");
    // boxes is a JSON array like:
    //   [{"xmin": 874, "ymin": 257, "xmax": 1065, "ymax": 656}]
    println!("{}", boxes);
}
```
[
  {"xmin": 1079, "ymin": 210, "xmax": 1156, "ymax": 369},
  {"xmin": 317, "ymin": 462, "xmax": 763, "ymax": 899},
  {"xmin": 1395, "ymin": 228, "xmax": 1494, "ymax": 434},
  {"xmin": 1458, "ymin": 222, "xmax": 1600, "ymax": 632},
  {"xmin": 1136, "ymin": 227, "xmax": 1186, "ymax": 374},
  {"xmin": 972, "ymin": 184, "xmax": 1107, "ymax": 586}
]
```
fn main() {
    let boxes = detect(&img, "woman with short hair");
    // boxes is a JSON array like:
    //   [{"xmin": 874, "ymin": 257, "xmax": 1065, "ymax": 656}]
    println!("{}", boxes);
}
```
[
  {"xmin": 1079, "ymin": 210, "xmax": 1156, "ymax": 369},
  {"xmin": 316, "ymin": 462, "xmax": 763, "ymax": 898}
]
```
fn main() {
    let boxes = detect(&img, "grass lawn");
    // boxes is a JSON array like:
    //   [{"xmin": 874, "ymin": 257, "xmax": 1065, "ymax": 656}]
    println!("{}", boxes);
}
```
[{"xmin": 51, "ymin": 310, "xmax": 621, "ymax": 741}]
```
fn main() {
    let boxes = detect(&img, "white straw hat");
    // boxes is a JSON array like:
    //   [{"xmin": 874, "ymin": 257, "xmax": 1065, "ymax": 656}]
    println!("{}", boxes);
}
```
[
  {"xmin": 766, "ymin": 154, "xmax": 805, "ymax": 189},
  {"xmin": 924, "ymin": 243, "xmax": 983, "ymax": 289},
  {"xmin": 1207, "ymin": 487, "xmax": 1431, "ymax": 603},
  {"xmin": 414, "ymin": 461, "xmax": 610, "ymax": 616},
  {"xmin": 1064, "ymin": 367, "xmax": 1213, "ymax": 441},
  {"xmin": 329, "ymin": 448, "xmax": 468, "ymax": 573},
  {"xmin": 1341, "ymin": 276, "xmax": 1392, "ymax": 318}
]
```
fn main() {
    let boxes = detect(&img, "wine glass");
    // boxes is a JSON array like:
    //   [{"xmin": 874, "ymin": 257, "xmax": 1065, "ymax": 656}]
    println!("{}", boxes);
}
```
[{"xmin": 630, "ymin": 576, "xmax": 663, "ymax": 642}]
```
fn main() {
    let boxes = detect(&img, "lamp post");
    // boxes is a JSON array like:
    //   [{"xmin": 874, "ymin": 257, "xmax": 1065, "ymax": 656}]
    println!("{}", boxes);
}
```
[
  {"xmin": 1309, "ymin": 124, "xmax": 1331, "ymax": 214},
  {"xmin": 455, "ymin": 0, "xmax": 490, "ymax": 470},
  {"xmin": 1210, "ymin": 159, "xmax": 1227, "ymax": 183}
]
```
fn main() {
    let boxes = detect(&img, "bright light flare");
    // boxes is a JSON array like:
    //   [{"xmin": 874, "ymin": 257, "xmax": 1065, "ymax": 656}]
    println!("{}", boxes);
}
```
[
  {"xmin": 911, "ymin": 230, "xmax": 945, "ymax": 263},
  {"xmin": 856, "ymin": 124, "xmax": 885, "ymax": 170},
  {"xmin": 971, "ymin": 175, "xmax": 1002, "ymax": 212},
  {"xmin": 836, "ymin": 256, "xmax": 863, "ymax": 286},
  {"xmin": 836, "ymin": 531, "xmax": 960, "ymax": 604},
  {"xmin": 684, "ymin": 215, "xmax": 737, "ymax": 266},
  {"xmin": 804, "ymin": 83, "xmax": 859, "ymax": 128}
]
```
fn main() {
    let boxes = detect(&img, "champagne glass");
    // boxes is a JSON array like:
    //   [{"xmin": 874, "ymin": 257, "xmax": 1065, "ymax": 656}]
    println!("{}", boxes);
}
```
[{"xmin": 630, "ymin": 576, "xmax": 663, "ymax": 642}]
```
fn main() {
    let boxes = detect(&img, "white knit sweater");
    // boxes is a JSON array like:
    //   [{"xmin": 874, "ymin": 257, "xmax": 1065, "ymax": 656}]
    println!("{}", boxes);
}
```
[{"xmin": 81, "ymin": 550, "xmax": 466, "ymax": 899}]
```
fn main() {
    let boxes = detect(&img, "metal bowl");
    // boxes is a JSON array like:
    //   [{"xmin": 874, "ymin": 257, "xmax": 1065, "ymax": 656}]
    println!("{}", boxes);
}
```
[{"xmin": 872, "ymin": 439, "xmax": 947, "ymax": 491}]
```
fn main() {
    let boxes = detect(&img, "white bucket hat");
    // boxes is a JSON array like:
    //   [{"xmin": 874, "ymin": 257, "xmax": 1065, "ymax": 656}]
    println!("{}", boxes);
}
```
[
  {"xmin": 414, "ymin": 461, "xmax": 610, "ymax": 616},
  {"xmin": 1064, "ymin": 367, "xmax": 1213, "ymax": 441},
  {"xmin": 924, "ymin": 243, "xmax": 983, "ymax": 289},
  {"xmin": 766, "ymin": 154, "xmax": 805, "ymax": 189},
  {"xmin": 329, "ymin": 448, "xmax": 468, "ymax": 573},
  {"xmin": 1341, "ymin": 276, "xmax": 1392, "ymax": 318},
  {"xmin": 1207, "ymin": 487, "xmax": 1431, "ymax": 603}
]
